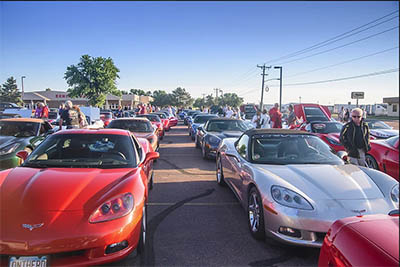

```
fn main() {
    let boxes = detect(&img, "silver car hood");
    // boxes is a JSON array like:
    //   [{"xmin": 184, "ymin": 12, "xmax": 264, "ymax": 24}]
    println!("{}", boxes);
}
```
[{"xmin": 254, "ymin": 164, "xmax": 383, "ymax": 201}]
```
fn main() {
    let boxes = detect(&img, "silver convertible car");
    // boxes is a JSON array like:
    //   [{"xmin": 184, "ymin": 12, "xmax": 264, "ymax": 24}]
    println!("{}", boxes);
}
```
[{"xmin": 216, "ymin": 129, "xmax": 399, "ymax": 247}]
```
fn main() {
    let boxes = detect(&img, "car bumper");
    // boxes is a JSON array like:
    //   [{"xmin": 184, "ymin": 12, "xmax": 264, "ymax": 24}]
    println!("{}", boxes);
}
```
[
  {"xmin": 0, "ymin": 205, "xmax": 144, "ymax": 266},
  {"xmin": 0, "ymin": 155, "xmax": 21, "ymax": 170}
]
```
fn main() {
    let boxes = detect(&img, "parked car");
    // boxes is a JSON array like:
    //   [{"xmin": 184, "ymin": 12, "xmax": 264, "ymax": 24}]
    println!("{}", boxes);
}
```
[
  {"xmin": 153, "ymin": 112, "xmax": 171, "ymax": 132},
  {"xmin": 366, "ymin": 135, "xmax": 399, "ymax": 181},
  {"xmin": 216, "ymin": 128, "xmax": 398, "ymax": 247},
  {"xmin": 196, "ymin": 118, "xmax": 249, "ymax": 159},
  {"xmin": 0, "ymin": 118, "xmax": 53, "ymax": 170},
  {"xmin": 100, "ymin": 111, "xmax": 114, "ymax": 127},
  {"xmin": 291, "ymin": 104, "xmax": 332, "ymax": 130},
  {"xmin": 136, "ymin": 114, "xmax": 165, "ymax": 140},
  {"xmin": 0, "ymin": 102, "xmax": 22, "ymax": 112},
  {"xmin": 364, "ymin": 119, "xmax": 398, "ymax": 139},
  {"xmin": 0, "ymin": 129, "xmax": 159, "ymax": 266},
  {"xmin": 184, "ymin": 110, "xmax": 201, "ymax": 125},
  {"xmin": 304, "ymin": 121, "xmax": 345, "ymax": 152},
  {"xmin": 160, "ymin": 110, "xmax": 178, "ymax": 127},
  {"xmin": 318, "ymin": 213, "xmax": 399, "ymax": 267},
  {"xmin": 188, "ymin": 114, "xmax": 218, "ymax": 140},
  {"xmin": 107, "ymin": 118, "xmax": 160, "ymax": 152}
]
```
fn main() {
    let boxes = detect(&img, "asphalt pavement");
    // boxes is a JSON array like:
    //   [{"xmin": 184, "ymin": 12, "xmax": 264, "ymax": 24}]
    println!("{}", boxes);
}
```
[{"xmin": 107, "ymin": 122, "xmax": 320, "ymax": 267}]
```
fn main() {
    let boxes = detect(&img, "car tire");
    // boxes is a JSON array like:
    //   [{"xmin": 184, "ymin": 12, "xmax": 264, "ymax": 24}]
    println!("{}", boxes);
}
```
[
  {"xmin": 195, "ymin": 135, "xmax": 200, "ymax": 148},
  {"xmin": 202, "ymin": 143, "xmax": 209, "ymax": 160},
  {"xmin": 366, "ymin": 154, "xmax": 379, "ymax": 170},
  {"xmin": 191, "ymin": 132, "xmax": 195, "ymax": 141},
  {"xmin": 216, "ymin": 156, "xmax": 225, "ymax": 186},
  {"xmin": 137, "ymin": 205, "xmax": 147, "ymax": 254},
  {"xmin": 248, "ymin": 187, "xmax": 265, "ymax": 240}
]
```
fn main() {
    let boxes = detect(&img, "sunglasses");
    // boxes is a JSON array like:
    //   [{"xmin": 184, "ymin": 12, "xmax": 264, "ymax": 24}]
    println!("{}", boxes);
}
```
[{"xmin": 352, "ymin": 115, "xmax": 361, "ymax": 118}]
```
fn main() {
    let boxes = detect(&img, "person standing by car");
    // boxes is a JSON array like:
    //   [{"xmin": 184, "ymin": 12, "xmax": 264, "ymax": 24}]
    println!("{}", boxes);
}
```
[
  {"xmin": 339, "ymin": 108, "xmax": 371, "ymax": 166},
  {"xmin": 269, "ymin": 103, "xmax": 282, "ymax": 128},
  {"xmin": 260, "ymin": 109, "xmax": 271, "ymax": 129},
  {"xmin": 59, "ymin": 100, "xmax": 80, "ymax": 130},
  {"xmin": 287, "ymin": 104, "xmax": 297, "ymax": 127},
  {"xmin": 252, "ymin": 110, "xmax": 262, "ymax": 129}
]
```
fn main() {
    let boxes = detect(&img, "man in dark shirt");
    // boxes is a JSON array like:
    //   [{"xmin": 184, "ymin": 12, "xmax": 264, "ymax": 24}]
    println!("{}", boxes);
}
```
[
  {"xmin": 339, "ymin": 108, "xmax": 370, "ymax": 166},
  {"xmin": 59, "ymin": 100, "xmax": 80, "ymax": 130}
]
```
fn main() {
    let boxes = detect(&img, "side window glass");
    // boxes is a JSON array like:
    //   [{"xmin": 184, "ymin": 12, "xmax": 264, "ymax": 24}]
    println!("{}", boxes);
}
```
[
  {"xmin": 131, "ymin": 135, "xmax": 143, "ymax": 161},
  {"xmin": 236, "ymin": 135, "xmax": 249, "ymax": 160}
]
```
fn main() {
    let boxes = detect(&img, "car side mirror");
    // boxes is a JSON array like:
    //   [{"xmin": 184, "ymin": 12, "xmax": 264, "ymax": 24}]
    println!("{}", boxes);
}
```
[
  {"xmin": 144, "ymin": 151, "xmax": 159, "ymax": 164},
  {"xmin": 198, "ymin": 126, "xmax": 203, "ymax": 131},
  {"xmin": 337, "ymin": 151, "xmax": 349, "ymax": 163},
  {"xmin": 16, "ymin": 150, "xmax": 29, "ymax": 161}
]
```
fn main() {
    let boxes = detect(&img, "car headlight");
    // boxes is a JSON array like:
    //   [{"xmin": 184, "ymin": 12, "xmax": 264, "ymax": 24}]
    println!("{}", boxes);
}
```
[
  {"xmin": 208, "ymin": 135, "xmax": 221, "ymax": 145},
  {"xmin": 89, "ymin": 193, "xmax": 134, "ymax": 223},
  {"xmin": 391, "ymin": 184, "xmax": 399, "ymax": 206},
  {"xmin": 0, "ymin": 143, "xmax": 21, "ymax": 156},
  {"xmin": 326, "ymin": 137, "xmax": 341, "ymax": 146},
  {"xmin": 271, "ymin": 185, "xmax": 313, "ymax": 210}
]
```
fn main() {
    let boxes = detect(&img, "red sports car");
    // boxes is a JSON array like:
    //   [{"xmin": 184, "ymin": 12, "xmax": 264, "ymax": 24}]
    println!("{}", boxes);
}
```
[
  {"xmin": 319, "ymin": 212, "xmax": 399, "ymax": 267},
  {"xmin": 0, "ymin": 129, "xmax": 159, "ymax": 266},
  {"xmin": 136, "ymin": 114, "xmax": 164, "ymax": 140},
  {"xmin": 107, "ymin": 118, "xmax": 160, "ymax": 152},
  {"xmin": 304, "ymin": 121, "xmax": 345, "ymax": 152},
  {"xmin": 366, "ymin": 135, "xmax": 399, "ymax": 181},
  {"xmin": 153, "ymin": 112, "xmax": 170, "ymax": 132}
]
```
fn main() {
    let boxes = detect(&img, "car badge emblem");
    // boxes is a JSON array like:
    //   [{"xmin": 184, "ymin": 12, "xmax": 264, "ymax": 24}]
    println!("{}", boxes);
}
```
[
  {"xmin": 351, "ymin": 209, "xmax": 366, "ymax": 216},
  {"xmin": 22, "ymin": 223, "xmax": 44, "ymax": 231}
]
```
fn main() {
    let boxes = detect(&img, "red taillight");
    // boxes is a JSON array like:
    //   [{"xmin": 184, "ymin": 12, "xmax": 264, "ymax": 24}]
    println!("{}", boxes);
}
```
[{"xmin": 89, "ymin": 193, "xmax": 134, "ymax": 223}]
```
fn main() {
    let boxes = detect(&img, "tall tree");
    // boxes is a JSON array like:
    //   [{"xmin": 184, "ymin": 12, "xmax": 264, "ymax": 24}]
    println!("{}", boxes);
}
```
[
  {"xmin": 64, "ymin": 55, "xmax": 121, "ymax": 107},
  {"xmin": 193, "ymin": 97, "xmax": 206, "ymax": 108},
  {"xmin": 151, "ymin": 90, "xmax": 172, "ymax": 107},
  {"xmin": 171, "ymin": 87, "xmax": 193, "ymax": 107},
  {"xmin": 0, "ymin": 77, "xmax": 22, "ymax": 104},
  {"xmin": 205, "ymin": 94, "xmax": 215, "ymax": 107},
  {"xmin": 219, "ymin": 93, "xmax": 244, "ymax": 108}
]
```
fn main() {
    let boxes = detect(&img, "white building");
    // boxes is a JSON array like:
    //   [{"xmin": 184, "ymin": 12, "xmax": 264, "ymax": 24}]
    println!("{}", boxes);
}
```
[{"xmin": 383, "ymin": 97, "xmax": 399, "ymax": 117}]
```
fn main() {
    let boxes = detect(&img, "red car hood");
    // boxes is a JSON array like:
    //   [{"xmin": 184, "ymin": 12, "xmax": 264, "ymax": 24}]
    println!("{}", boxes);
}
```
[
  {"xmin": 133, "ymin": 132, "xmax": 154, "ymax": 139},
  {"xmin": 0, "ymin": 167, "xmax": 137, "ymax": 212}
]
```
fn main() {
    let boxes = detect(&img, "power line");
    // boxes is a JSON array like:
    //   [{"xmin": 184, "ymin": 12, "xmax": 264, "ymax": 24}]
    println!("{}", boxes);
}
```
[
  {"xmin": 277, "ymin": 26, "xmax": 399, "ymax": 65},
  {"xmin": 284, "ymin": 68, "xmax": 399, "ymax": 86},
  {"xmin": 263, "ymin": 10, "xmax": 399, "ymax": 64},
  {"xmin": 286, "ymin": 46, "xmax": 399, "ymax": 78},
  {"xmin": 239, "ymin": 68, "xmax": 399, "ymax": 95}
]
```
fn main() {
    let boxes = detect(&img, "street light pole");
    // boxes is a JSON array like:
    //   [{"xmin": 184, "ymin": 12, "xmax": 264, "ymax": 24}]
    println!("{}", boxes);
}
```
[
  {"xmin": 21, "ymin": 76, "xmax": 26, "ymax": 103},
  {"xmin": 274, "ymin": 66, "xmax": 282, "ymax": 112}
]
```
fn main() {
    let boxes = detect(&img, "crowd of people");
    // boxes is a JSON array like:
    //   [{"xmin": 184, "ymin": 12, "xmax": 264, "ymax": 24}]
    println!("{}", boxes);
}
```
[{"xmin": 338, "ymin": 106, "xmax": 367, "ymax": 123}]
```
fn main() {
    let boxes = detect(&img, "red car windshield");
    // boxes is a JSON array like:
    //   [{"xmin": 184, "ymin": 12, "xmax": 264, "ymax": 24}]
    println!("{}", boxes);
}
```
[{"xmin": 23, "ymin": 133, "xmax": 137, "ymax": 168}]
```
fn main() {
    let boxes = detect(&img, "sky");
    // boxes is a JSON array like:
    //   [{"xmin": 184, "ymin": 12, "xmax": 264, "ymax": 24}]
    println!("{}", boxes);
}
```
[{"xmin": 1, "ymin": 1, "xmax": 399, "ymax": 106}]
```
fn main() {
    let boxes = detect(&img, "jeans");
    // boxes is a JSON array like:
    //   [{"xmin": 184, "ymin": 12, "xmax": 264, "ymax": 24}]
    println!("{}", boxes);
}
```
[{"xmin": 349, "ymin": 149, "xmax": 367, "ymax": 167}]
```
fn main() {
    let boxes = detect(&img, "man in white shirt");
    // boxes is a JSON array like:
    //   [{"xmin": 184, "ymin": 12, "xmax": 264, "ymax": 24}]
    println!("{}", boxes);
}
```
[
  {"xmin": 225, "ymin": 107, "xmax": 234, "ymax": 118},
  {"xmin": 260, "ymin": 109, "xmax": 271, "ymax": 128}
]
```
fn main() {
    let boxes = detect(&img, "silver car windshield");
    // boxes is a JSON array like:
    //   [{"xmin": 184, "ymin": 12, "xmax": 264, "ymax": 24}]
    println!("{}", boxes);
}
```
[
  {"xmin": 23, "ymin": 134, "xmax": 136, "ymax": 168},
  {"xmin": 207, "ymin": 120, "xmax": 248, "ymax": 132},
  {"xmin": 251, "ymin": 134, "xmax": 343, "ymax": 165}
]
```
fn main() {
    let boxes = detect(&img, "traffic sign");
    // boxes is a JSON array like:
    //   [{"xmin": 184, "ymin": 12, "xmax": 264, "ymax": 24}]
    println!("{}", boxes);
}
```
[{"xmin": 351, "ymin": 92, "xmax": 364, "ymax": 99}]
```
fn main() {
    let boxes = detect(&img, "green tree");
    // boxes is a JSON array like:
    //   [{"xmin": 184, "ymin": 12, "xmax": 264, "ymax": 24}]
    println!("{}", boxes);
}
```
[
  {"xmin": 64, "ymin": 55, "xmax": 121, "ymax": 107},
  {"xmin": 0, "ymin": 77, "xmax": 22, "ymax": 104},
  {"xmin": 129, "ymin": 89, "xmax": 152, "ymax": 96},
  {"xmin": 151, "ymin": 90, "xmax": 172, "ymax": 107},
  {"xmin": 219, "ymin": 93, "xmax": 243, "ymax": 108},
  {"xmin": 193, "ymin": 97, "xmax": 206, "ymax": 108},
  {"xmin": 171, "ymin": 87, "xmax": 193, "ymax": 107},
  {"xmin": 205, "ymin": 94, "xmax": 215, "ymax": 107}
]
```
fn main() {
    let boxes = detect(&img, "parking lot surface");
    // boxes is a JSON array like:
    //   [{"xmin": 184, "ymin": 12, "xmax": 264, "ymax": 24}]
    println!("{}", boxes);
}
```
[{"xmin": 108, "ymin": 122, "xmax": 320, "ymax": 267}]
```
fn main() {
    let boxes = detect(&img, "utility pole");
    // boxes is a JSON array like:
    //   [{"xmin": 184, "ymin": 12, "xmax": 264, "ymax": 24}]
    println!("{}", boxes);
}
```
[
  {"xmin": 214, "ymin": 88, "xmax": 219, "ymax": 104},
  {"xmin": 274, "ymin": 66, "xmax": 283, "ymax": 112},
  {"xmin": 257, "ymin": 64, "xmax": 270, "ymax": 111},
  {"xmin": 21, "ymin": 76, "xmax": 26, "ymax": 100}
]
